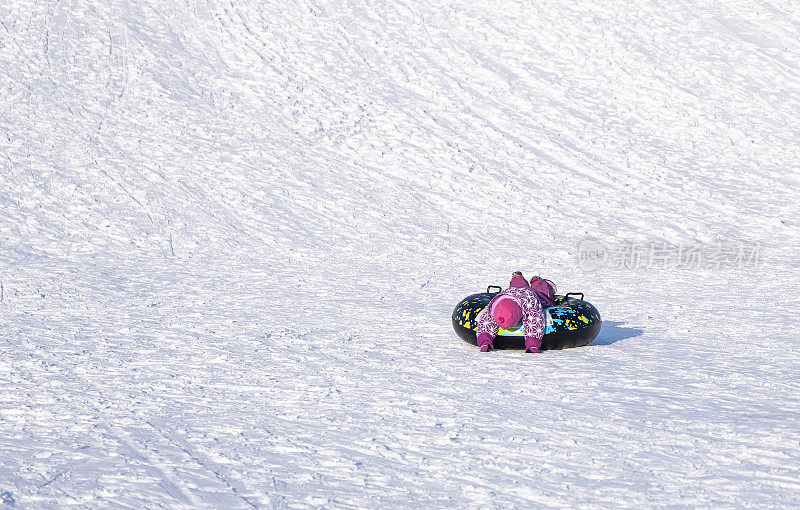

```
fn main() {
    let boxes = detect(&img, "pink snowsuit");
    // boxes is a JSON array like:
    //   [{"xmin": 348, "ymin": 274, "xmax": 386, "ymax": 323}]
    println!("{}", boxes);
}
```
[{"xmin": 476, "ymin": 278, "xmax": 546, "ymax": 352}]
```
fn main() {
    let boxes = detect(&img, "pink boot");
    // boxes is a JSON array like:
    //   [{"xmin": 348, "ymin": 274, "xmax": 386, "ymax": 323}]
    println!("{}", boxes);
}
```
[
  {"xmin": 509, "ymin": 272, "xmax": 530, "ymax": 288},
  {"xmin": 477, "ymin": 333, "xmax": 494, "ymax": 352}
]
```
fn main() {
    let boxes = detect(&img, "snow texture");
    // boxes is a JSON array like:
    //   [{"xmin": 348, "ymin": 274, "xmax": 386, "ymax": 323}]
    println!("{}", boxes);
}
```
[{"xmin": 1, "ymin": 0, "xmax": 799, "ymax": 507}]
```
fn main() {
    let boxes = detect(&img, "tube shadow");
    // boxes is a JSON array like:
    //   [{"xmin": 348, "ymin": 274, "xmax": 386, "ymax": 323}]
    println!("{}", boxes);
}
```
[{"xmin": 589, "ymin": 321, "xmax": 643, "ymax": 346}]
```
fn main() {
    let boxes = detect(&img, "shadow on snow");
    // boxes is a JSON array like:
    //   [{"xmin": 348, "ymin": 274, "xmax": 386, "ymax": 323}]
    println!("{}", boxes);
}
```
[{"xmin": 589, "ymin": 321, "xmax": 643, "ymax": 346}]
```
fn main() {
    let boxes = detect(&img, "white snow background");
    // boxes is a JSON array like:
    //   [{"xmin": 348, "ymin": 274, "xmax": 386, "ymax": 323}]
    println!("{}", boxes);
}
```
[{"xmin": 1, "ymin": 0, "xmax": 800, "ymax": 507}]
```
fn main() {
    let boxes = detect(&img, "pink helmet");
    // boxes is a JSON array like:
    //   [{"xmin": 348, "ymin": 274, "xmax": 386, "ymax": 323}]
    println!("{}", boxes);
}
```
[{"xmin": 492, "ymin": 296, "xmax": 522, "ymax": 329}]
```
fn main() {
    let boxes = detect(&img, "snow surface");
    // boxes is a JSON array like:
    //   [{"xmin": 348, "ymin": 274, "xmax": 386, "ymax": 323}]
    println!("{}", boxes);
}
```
[{"xmin": 2, "ymin": 0, "xmax": 800, "ymax": 507}]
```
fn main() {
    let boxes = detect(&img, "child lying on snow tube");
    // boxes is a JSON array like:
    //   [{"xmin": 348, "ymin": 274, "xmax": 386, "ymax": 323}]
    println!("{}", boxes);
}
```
[{"xmin": 476, "ymin": 271, "xmax": 557, "ymax": 353}]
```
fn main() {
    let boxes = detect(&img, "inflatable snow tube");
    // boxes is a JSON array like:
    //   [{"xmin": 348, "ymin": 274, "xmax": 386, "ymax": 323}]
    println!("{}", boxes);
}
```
[{"xmin": 452, "ymin": 287, "xmax": 602, "ymax": 350}]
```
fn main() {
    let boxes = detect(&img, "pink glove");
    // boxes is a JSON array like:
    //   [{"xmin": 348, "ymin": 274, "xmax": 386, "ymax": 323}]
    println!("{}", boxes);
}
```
[
  {"xmin": 477, "ymin": 332, "xmax": 494, "ymax": 352},
  {"xmin": 525, "ymin": 336, "xmax": 542, "ymax": 353}
]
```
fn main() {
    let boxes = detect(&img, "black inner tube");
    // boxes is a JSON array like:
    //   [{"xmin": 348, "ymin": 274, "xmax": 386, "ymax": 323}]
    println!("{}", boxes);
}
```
[{"xmin": 452, "ymin": 293, "xmax": 602, "ymax": 350}]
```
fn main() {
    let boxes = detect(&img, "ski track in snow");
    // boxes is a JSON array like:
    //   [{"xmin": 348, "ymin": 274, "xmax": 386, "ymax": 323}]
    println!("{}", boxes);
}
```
[{"xmin": 1, "ymin": 0, "xmax": 800, "ymax": 507}]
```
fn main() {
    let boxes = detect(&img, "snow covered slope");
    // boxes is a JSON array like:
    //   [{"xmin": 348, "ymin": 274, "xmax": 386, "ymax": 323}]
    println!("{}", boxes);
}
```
[{"xmin": 2, "ymin": 0, "xmax": 799, "ymax": 506}]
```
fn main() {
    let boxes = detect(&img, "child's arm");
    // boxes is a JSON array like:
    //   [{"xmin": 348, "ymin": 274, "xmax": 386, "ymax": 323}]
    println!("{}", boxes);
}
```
[
  {"xmin": 520, "ymin": 292, "xmax": 545, "ymax": 352},
  {"xmin": 475, "ymin": 299, "xmax": 500, "ymax": 351}
]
